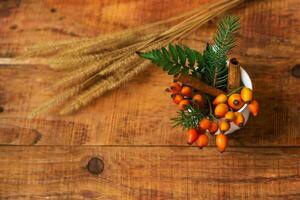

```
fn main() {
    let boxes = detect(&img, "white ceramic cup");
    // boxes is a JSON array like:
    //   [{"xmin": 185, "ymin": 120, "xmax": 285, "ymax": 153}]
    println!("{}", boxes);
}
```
[{"xmin": 215, "ymin": 67, "xmax": 252, "ymax": 135}]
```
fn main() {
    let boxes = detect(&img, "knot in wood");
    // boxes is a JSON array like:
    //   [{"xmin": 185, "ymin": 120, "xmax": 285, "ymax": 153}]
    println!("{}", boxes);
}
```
[
  {"xmin": 86, "ymin": 157, "xmax": 104, "ymax": 175},
  {"xmin": 291, "ymin": 64, "xmax": 300, "ymax": 78}
]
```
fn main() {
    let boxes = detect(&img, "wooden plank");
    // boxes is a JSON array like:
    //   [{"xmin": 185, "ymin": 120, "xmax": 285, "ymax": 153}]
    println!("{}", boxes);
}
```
[
  {"xmin": 0, "ymin": 0, "xmax": 299, "ymax": 146},
  {"xmin": 0, "ymin": 146, "xmax": 299, "ymax": 199}
]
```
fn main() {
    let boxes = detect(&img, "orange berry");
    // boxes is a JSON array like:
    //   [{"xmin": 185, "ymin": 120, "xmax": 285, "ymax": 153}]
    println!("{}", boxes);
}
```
[
  {"xmin": 224, "ymin": 111, "xmax": 236, "ymax": 122},
  {"xmin": 199, "ymin": 118, "xmax": 211, "ymax": 131},
  {"xmin": 228, "ymin": 93, "xmax": 245, "ymax": 110},
  {"xmin": 216, "ymin": 133, "xmax": 228, "ymax": 153},
  {"xmin": 209, "ymin": 121, "xmax": 218, "ymax": 134},
  {"xmin": 178, "ymin": 99, "xmax": 190, "ymax": 110},
  {"xmin": 219, "ymin": 120, "xmax": 230, "ymax": 133},
  {"xmin": 186, "ymin": 128, "xmax": 199, "ymax": 145},
  {"xmin": 233, "ymin": 112, "xmax": 245, "ymax": 127},
  {"xmin": 213, "ymin": 94, "xmax": 227, "ymax": 105},
  {"xmin": 181, "ymin": 86, "xmax": 192, "ymax": 97},
  {"xmin": 240, "ymin": 87, "xmax": 253, "ymax": 103},
  {"xmin": 197, "ymin": 134, "xmax": 209, "ymax": 148},
  {"xmin": 248, "ymin": 100, "xmax": 259, "ymax": 116},
  {"xmin": 170, "ymin": 82, "xmax": 182, "ymax": 94},
  {"xmin": 192, "ymin": 93, "xmax": 203, "ymax": 105},
  {"xmin": 214, "ymin": 103, "xmax": 229, "ymax": 118},
  {"xmin": 173, "ymin": 94, "xmax": 183, "ymax": 104}
]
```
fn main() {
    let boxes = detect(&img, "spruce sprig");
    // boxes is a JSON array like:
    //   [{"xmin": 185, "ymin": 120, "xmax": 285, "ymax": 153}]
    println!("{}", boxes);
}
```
[
  {"xmin": 201, "ymin": 16, "xmax": 240, "ymax": 89},
  {"xmin": 137, "ymin": 44, "xmax": 203, "ymax": 76},
  {"xmin": 213, "ymin": 15, "xmax": 240, "ymax": 54},
  {"xmin": 171, "ymin": 105, "xmax": 205, "ymax": 130},
  {"xmin": 201, "ymin": 44, "xmax": 228, "ymax": 89}
]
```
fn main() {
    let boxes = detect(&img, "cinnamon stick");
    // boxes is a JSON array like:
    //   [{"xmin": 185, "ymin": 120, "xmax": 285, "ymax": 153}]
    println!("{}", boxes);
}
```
[
  {"xmin": 175, "ymin": 74, "xmax": 224, "ymax": 97},
  {"xmin": 227, "ymin": 58, "xmax": 241, "ymax": 92}
]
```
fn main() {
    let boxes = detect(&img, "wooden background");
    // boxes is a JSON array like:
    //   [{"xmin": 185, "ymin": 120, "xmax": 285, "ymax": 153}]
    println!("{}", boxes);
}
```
[{"xmin": 0, "ymin": 0, "xmax": 300, "ymax": 199}]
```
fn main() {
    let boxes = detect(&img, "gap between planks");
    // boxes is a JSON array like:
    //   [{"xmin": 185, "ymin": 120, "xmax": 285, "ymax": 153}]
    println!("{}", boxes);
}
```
[{"xmin": 0, "ymin": 145, "xmax": 300, "ymax": 148}]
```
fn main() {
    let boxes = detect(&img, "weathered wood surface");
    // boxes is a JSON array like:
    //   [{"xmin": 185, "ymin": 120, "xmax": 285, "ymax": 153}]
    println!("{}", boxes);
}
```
[
  {"xmin": 0, "ymin": 0, "xmax": 300, "ymax": 199},
  {"xmin": 1, "ymin": 146, "xmax": 300, "ymax": 200},
  {"xmin": 0, "ymin": 0, "xmax": 299, "ymax": 146}
]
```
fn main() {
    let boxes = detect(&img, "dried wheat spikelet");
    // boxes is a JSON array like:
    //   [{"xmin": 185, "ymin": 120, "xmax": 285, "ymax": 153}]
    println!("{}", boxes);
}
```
[
  {"xmin": 47, "ymin": 40, "xmax": 144, "ymax": 71},
  {"xmin": 55, "ymin": 28, "xmax": 164, "ymax": 58},
  {"xmin": 28, "ymin": 84, "xmax": 84, "ymax": 118},
  {"xmin": 47, "ymin": 42, "xmax": 145, "ymax": 90},
  {"xmin": 47, "ymin": 58, "xmax": 113, "ymax": 90},
  {"xmin": 23, "ymin": 0, "xmax": 244, "ymax": 117},
  {"xmin": 60, "ymin": 60, "xmax": 151, "ymax": 115}
]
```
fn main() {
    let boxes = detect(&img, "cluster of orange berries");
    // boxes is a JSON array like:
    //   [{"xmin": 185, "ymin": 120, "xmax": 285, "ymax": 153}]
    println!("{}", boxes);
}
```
[
  {"xmin": 167, "ymin": 82, "xmax": 259, "ymax": 153},
  {"xmin": 212, "ymin": 87, "xmax": 259, "ymax": 131},
  {"xmin": 185, "ymin": 119, "xmax": 230, "ymax": 152},
  {"xmin": 186, "ymin": 127, "xmax": 228, "ymax": 153},
  {"xmin": 169, "ymin": 82, "xmax": 204, "ymax": 109}
]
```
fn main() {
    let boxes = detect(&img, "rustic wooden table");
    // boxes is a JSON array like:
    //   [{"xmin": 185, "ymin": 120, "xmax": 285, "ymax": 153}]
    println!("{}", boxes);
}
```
[{"xmin": 0, "ymin": 0, "xmax": 299, "ymax": 199}]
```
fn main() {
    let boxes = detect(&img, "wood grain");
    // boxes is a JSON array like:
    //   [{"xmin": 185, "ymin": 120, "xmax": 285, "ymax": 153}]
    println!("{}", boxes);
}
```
[
  {"xmin": 0, "ymin": 146, "xmax": 300, "ymax": 200},
  {"xmin": 0, "ymin": 0, "xmax": 300, "ymax": 198},
  {"xmin": 0, "ymin": 0, "xmax": 299, "ymax": 146}
]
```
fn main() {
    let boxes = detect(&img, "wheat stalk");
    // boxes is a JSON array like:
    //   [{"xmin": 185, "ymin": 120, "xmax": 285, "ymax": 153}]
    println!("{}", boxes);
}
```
[
  {"xmin": 54, "ymin": 28, "xmax": 164, "ymax": 58},
  {"xmin": 47, "ymin": 41, "xmax": 140, "ymax": 71},
  {"xmin": 47, "ymin": 31, "xmax": 161, "ymax": 66},
  {"xmin": 60, "ymin": 60, "xmax": 151, "ymax": 115},
  {"xmin": 28, "ymin": 84, "xmax": 84, "ymax": 118},
  {"xmin": 46, "ymin": 41, "xmax": 146, "ymax": 90}
]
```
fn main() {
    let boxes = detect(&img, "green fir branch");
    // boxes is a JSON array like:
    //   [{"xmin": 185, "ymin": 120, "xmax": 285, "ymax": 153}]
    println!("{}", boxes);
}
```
[
  {"xmin": 213, "ymin": 15, "xmax": 240, "ymax": 54},
  {"xmin": 202, "ymin": 44, "xmax": 227, "ymax": 89},
  {"xmin": 137, "ymin": 44, "xmax": 203, "ymax": 76},
  {"xmin": 171, "ymin": 105, "xmax": 205, "ymax": 130},
  {"xmin": 202, "ymin": 16, "xmax": 240, "ymax": 90}
]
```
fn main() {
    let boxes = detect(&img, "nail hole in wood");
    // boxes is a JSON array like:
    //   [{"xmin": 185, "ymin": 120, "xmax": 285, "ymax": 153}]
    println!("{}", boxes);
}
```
[
  {"xmin": 9, "ymin": 24, "xmax": 18, "ymax": 30},
  {"xmin": 50, "ymin": 8, "xmax": 57, "ymax": 13},
  {"xmin": 291, "ymin": 64, "xmax": 300, "ymax": 78},
  {"xmin": 86, "ymin": 157, "xmax": 104, "ymax": 175}
]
